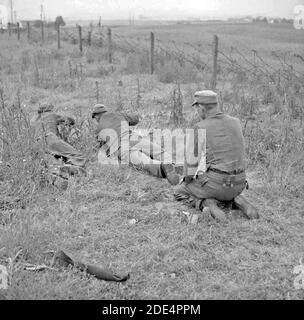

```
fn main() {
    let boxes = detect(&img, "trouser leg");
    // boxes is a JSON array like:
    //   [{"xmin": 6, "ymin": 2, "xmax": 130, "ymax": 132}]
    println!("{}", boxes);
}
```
[
  {"xmin": 134, "ymin": 136, "xmax": 173, "ymax": 164},
  {"xmin": 174, "ymin": 183, "xmax": 203, "ymax": 209},
  {"xmin": 175, "ymin": 173, "xmax": 251, "ymax": 221},
  {"xmin": 174, "ymin": 176, "xmax": 228, "ymax": 220},
  {"xmin": 47, "ymin": 136, "xmax": 87, "ymax": 167},
  {"xmin": 129, "ymin": 135, "xmax": 180, "ymax": 184},
  {"xmin": 203, "ymin": 199, "xmax": 227, "ymax": 221},
  {"xmin": 174, "ymin": 184, "xmax": 226, "ymax": 220},
  {"xmin": 129, "ymin": 149, "xmax": 164, "ymax": 178}
]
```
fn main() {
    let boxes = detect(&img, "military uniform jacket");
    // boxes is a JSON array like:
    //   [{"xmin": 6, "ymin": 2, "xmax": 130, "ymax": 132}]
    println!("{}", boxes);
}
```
[
  {"xmin": 186, "ymin": 112, "xmax": 246, "ymax": 176},
  {"xmin": 33, "ymin": 113, "xmax": 75, "ymax": 139},
  {"xmin": 95, "ymin": 111, "xmax": 139, "ymax": 155}
]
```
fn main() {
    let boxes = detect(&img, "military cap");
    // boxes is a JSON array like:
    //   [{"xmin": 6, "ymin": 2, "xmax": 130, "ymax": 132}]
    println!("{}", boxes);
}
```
[
  {"xmin": 91, "ymin": 104, "xmax": 108, "ymax": 118},
  {"xmin": 38, "ymin": 103, "xmax": 55, "ymax": 114},
  {"xmin": 192, "ymin": 90, "xmax": 218, "ymax": 106}
]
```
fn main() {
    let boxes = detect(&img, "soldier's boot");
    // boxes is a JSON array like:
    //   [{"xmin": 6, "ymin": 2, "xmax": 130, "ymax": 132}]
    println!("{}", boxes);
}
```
[
  {"xmin": 203, "ymin": 198, "xmax": 227, "ymax": 222},
  {"xmin": 160, "ymin": 163, "xmax": 181, "ymax": 186},
  {"xmin": 234, "ymin": 195, "xmax": 259, "ymax": 220},
  {"xmin": 60, "ymin": 165, "xmax": 87, "ymax": 177}
]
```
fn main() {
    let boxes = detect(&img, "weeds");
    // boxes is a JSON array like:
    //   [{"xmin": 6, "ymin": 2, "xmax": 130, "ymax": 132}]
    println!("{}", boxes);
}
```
[
  {"xmin": 0, "ymin": 89, "xmax": 52, "ymax": 206},
  {"xmin": 1, "ymin": 23, "xmax": 304, "ymax": 300},
  {"xmin": 170, "ymin": 83, "xmax": 184, "ymax": 126}
]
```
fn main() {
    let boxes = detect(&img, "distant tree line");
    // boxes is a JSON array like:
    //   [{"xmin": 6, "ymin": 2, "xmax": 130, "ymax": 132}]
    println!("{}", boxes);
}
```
[
  {"xmin": 253, "ymin": 17, "xmax": 293, "ymax": 24},
  {"xmin": 21, "ymin": 16, "xmax": 66, "ymax": 29}
]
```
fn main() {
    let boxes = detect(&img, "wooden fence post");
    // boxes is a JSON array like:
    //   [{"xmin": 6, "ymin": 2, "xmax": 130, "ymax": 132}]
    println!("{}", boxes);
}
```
[
  {"xmin": 8, "ymin": 23, "xmax": 11, "ymax": 37},
  {"xmin": 57, "ymin": 24, "xmax": 61, "ymax": 49},
  {"xmin": 78, "ymin": 25, "xmax": 83, "ymax": 54},
  {"xmin": 87, "ymin": 30, "xmax": 92, "ymax": 46},
  {"xmin": 150, "ymin": 32, "xmax": 155, "ymax": 74},
  {"xmin": 211, "ymin": 35, "xmax": 219, "ymax": 90},
  {"xmin": 252, "ymin": 49, "xmax": 257, "ymax": 76},
  {"xmin": 41, "ymin": 20, "xmax": 44, "ymax": 44},
  {"xmin": 27, "ymin": 22, "xmax": 30, "ymax": 41},
  {"xmin": 107, "ymin": 27, "xmax": 112, "ymax": 64},
  {"xmin": 17, "ymin": 22, "xmax": 20, "ymax": 40},
  {"xmin": 277, "ymin": 70, "xmax": 281, "ymax": 88}
]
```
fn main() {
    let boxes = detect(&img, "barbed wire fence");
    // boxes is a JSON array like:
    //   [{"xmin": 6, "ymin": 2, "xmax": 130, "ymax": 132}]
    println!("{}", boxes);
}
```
[
  {"xmin": 3, "ymin": 23, "xmax": 303, "ymax": 77},
  {"xmin": 1, "ymin": 22, "xmax": 304, "ymax": 167},
  {"xmin": 1, "ymin": 22, "xmax": 304, "ymax": 118}
]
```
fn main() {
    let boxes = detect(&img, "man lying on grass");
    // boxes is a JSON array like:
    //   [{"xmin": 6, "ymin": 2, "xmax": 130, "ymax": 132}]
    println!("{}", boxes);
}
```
[
  {"xmin": 174, "ymin": 90, "xmax": 259, "ymax": 221},
  {"xmin": 91, "ymin": 104, "xmax": 180, "ymax": 185},
  {"xmin": 32, "ymin": 103, "xmax": 87, "ymax": 185}
]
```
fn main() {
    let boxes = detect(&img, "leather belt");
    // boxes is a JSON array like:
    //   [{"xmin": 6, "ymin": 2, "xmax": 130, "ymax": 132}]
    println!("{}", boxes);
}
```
[{"xmin": 208, "ymin": 167, "xmax": 245, "ymax": 175}]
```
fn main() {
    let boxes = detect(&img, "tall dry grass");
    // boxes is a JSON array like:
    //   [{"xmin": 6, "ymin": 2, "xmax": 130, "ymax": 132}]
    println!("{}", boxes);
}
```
[
  {"xmin": 0, "ymin": 89, "xmax": 50, "ymax": 208},
  {"xmin": 1, "ymin": 25, "xmax": 304, "ymax": 204}
]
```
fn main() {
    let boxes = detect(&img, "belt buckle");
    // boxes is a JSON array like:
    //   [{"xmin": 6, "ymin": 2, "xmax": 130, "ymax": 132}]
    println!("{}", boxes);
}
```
[{"xmin": 224, "ymin": 175, "xmax": 236, "ymax": 187}]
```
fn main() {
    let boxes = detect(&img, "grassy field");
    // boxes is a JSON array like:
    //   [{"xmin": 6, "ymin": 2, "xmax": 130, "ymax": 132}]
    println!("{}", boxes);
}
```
[
  {"xmin": 113, "ymin": 22, "xmax": 304, "ymax": 69},
  {"xmin": 0, "ymin": 22, "xmax": 304, "ymax": 300},
  {"xmin": 116, "ymin": 22, "xmax": 304, "ymax": 50}
]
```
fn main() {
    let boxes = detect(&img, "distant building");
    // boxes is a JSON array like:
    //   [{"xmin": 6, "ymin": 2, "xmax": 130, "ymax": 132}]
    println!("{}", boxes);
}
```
[
  {"xmin": 253, "ymin": 16, "xmax": 268, "ymax": 24},
  {"xmin": 265, "ymin": 17, "xmax": 293, "ymax": 25},
  {"xmin": 227, "ymin": 17, "xmax": 253, "ymax": 23},
  {"xmin": 187, "ymin": 17, "xmax": 201, "ymax": 21}
]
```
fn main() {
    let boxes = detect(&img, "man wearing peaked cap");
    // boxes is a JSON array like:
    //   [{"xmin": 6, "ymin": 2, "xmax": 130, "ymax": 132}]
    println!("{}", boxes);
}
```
[
  {"xmin": 91, "ymin": 104, "xmax": 108, "ymax": 117},
  {"xmin": 38, "ymin": 103, "xmax": 55, "ymax": 114},
  {"xmin": 191, "ymin": 90, "xmax": 218, "ymax": 106},
  {"xmin": 174, "ymin": 90, "xmax": 259, "ymax": 221},
  {"xmin": 92, "ymin": 104, "xmax": 180, "ymax": 186}
]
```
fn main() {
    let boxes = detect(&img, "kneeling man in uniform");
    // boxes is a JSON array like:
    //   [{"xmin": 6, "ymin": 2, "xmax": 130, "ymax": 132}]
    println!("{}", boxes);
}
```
[{"xmin": 174, "ymin": 90, "xmax": 259, "ymax": 221}]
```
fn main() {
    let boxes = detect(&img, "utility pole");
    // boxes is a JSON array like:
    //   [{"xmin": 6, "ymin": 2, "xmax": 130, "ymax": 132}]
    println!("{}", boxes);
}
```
[
  {"xmin": 211, "ymin": 35, "xmax": 219, "ymax": 90},
  {"xmin": 10, "ymin": 0, "xmax": 14, "ymax": 24},
  {"xmin": 129, "ymin": 12, "xmax": 134, "ymax": 26},
  {"xmin": 40, "ymin": 4, "xmax": 43, "ymax": 21}
]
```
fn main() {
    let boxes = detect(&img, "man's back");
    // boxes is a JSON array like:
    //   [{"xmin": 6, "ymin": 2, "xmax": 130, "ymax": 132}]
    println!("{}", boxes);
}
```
[
  {"xmin": 197, "ymin": 112, "xmax": 245, "ymax": 173},
  {"xmin": 95, "ymin": 111, "xmax": 139, "ymax": 154},
  {"xmin": 95, "ymin": 112, "xmax": 128, "ymax": 139},
  {"xmin": 33, "ymin": 112, "xmax": 61, "ymax": 138}
]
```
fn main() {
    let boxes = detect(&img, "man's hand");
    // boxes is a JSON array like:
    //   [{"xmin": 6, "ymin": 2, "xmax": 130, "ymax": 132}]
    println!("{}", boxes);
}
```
[
  {"xmin": 183, "ymin": 175, "xmax": 195, "ymax": 184},
  {"xmin": 57, "ymin": 115, "xmax": 76, "ymax": 127}
]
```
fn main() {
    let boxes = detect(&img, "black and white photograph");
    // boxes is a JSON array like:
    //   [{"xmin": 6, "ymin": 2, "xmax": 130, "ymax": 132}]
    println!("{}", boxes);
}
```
[{"xmin": 0, "ymin": 0, "xmax": 304, "ymax": 303}]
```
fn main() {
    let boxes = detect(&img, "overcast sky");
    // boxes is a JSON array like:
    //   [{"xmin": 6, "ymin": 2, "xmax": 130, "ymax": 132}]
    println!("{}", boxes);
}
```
[{"xmin": 1, "ymin": 0, "xmax": 304, "ymax": 20}]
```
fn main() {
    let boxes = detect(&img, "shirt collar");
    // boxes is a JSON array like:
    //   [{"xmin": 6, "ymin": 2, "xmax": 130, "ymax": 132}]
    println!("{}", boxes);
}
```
[{"xmin": 206, "ymin": 110, "xmax": 224, "ymax": 119}]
